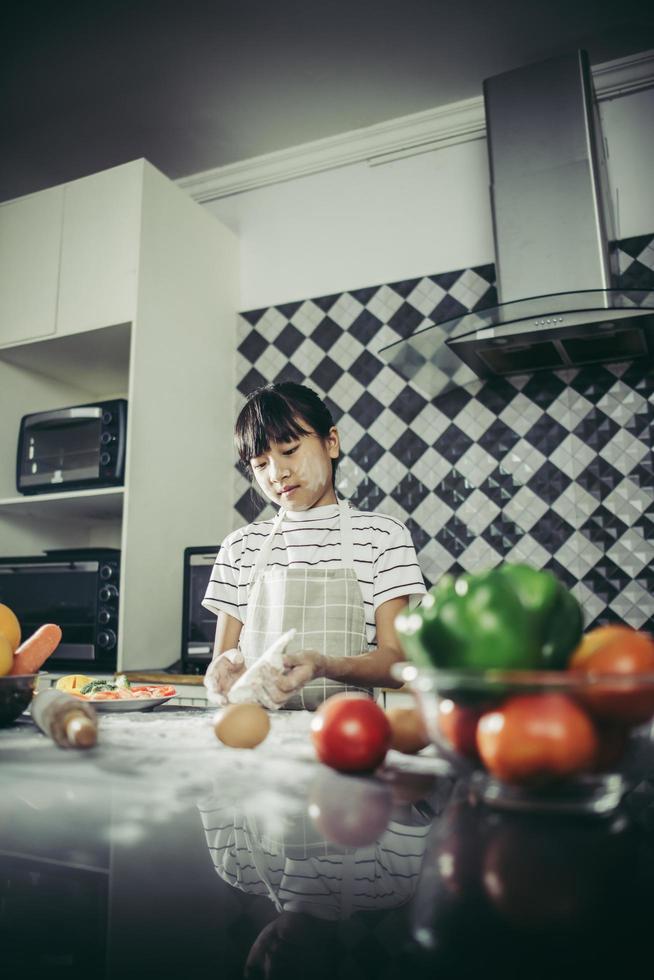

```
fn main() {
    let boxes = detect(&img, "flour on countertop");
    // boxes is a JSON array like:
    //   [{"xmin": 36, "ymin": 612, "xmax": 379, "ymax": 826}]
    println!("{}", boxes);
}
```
[
  {"xmin": 96, "ymin": 707, "xmax": 316, "ymax": 785},
  {"xmin": 0, "ymin": 708, "xmax": 453, "ymax": 845}
]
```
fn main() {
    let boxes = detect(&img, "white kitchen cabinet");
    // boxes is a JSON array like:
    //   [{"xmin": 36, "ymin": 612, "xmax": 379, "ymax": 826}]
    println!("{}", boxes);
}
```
[
  {"xmin": 0, "ymin": 159, "xmax": 239, "ymax": 672},
  {"xmin": 0, "ymin": 186, "xmax": 63, "ymax": 346},
  {"xmin": 56, "ymin": 164, "xmax": 142, "ymax": 337},
  {"xmin": 0, "ymin": 162, "xmax": 155, "ymax": 347}
]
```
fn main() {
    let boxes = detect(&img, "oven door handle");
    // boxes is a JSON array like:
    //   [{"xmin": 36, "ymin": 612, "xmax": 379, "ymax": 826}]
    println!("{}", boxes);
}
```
[{"xmin": 23, "ymin": 407, "xmax": 103, "ymax": 428}]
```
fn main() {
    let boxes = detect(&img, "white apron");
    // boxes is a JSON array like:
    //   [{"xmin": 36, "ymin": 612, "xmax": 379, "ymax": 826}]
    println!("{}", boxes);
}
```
[{"xmin": 239, "ymin": 500, "xmax": 373, "ymax": 710}]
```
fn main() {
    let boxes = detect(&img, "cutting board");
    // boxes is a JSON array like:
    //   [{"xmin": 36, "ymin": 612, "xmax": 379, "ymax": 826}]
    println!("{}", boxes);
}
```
[{"xmin": 123, "ymin": 671, "xmax": 204, "ymax": 686}]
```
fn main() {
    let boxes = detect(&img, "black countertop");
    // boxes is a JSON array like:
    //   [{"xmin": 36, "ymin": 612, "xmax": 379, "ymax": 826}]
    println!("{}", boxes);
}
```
[{"xmin": 1, "ymin": 705, "xmax": 654, "ymax": 980}]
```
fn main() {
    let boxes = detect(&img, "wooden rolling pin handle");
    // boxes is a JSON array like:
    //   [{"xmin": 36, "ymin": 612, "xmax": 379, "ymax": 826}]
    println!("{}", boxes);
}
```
[
  {"xmin": 31, "ymin": 689, "xmax": 98, "ymax": 749},
  {"xmin": 64, "ymin": 713, "xmax": 98, "ymax": 748}
]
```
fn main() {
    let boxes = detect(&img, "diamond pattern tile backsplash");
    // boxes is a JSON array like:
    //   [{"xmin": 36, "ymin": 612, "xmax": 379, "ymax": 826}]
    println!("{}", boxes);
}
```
[{"xmin": 232, "ymin": 233, "xmax": 654, "ymax": 632}]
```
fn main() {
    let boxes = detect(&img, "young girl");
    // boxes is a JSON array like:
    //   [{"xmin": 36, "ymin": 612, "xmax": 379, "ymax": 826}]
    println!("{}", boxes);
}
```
[{"xmin": 202, "ymin": 382, "xmax": 426, "ymax": 710}]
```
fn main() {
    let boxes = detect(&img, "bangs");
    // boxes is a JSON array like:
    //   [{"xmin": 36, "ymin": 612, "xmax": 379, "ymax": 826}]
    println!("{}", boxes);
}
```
[{"xmin": 235, "ymin": 390, "xmax": 311, "ymax": 465}]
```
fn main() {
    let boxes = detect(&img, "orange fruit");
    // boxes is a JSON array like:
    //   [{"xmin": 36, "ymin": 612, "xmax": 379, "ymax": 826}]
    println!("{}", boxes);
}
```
[
  {"xmin": 0, "ymin": 632, "xmax": 13, "ymax": 677},
  {"xmin": 0, "ymin": 604, "xmax": 21, "ymax": 654},
  {"xmin": 569, "ymin": 624, "xmax": 636, "ymax": 669},
  {"xmin": 55, "ymin": 675, "xmax": 93, "ymax": 693},
  {"xmin": 573, "ymin": 630, "xmax": 654, "ymax": 726}
]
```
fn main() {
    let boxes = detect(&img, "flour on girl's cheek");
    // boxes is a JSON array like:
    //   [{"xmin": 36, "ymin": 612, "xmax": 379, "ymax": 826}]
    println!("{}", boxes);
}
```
[{"xmin": 296, "ymin": 455, "xmax": 331, "ymax": 501}]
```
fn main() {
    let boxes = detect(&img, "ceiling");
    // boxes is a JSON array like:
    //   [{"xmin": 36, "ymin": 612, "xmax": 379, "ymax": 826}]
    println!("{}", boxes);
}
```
[{"xmin": 3, "ymin": 0, "xmax": 654, "ymax": 203}]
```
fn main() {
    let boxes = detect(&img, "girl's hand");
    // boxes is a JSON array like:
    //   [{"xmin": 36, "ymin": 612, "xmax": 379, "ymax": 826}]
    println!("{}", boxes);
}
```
[
  {"xmin": 203, "ymin": 648, "xmax": 246, "ymax": 705},
  {"xmin": 259, "ymin": 649, "xmax": 326, "ymax": 706}
]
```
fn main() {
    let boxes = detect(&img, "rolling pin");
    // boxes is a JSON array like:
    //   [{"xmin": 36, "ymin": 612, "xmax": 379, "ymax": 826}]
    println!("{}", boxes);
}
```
[{"xmin": 31, "ymin": 689, "xmax": 98, "ymax": 749}]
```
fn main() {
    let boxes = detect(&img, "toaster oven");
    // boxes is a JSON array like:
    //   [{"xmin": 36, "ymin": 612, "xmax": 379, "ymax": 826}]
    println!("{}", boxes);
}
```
[
  {"xmin": 181, "ymin": 546, "xmax": 219, "ymax": 673},
  {"xmin": 17, "ymin": 399, "xmax": 127, "ymax": 495}
]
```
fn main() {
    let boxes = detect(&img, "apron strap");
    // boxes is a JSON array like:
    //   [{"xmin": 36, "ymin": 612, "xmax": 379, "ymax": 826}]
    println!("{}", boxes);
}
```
[
  {"xmin": 250, "ymin": 507, "xmax": 286, "ymax": 586},
  {"xmin": 338, "ymin": 499, "xmax": 355, "ymax": 570}
]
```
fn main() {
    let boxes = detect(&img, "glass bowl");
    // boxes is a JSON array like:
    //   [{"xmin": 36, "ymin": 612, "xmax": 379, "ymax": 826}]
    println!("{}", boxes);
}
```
[
  {"xmin": 0, "ymin": 674, "xmax": 38, "ymax": 727},
  {"xmin": 391, "ymin": 662, "xmax": 654, "ymax": 816}
]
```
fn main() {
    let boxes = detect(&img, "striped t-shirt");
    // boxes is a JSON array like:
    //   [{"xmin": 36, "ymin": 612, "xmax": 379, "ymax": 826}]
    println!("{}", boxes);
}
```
[{"xmin": 202, "ymin": 502, "xmax": 426, "ymax": 648}]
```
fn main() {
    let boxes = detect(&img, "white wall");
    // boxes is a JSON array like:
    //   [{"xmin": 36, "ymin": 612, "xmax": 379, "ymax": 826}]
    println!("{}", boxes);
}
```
[
  {"xmin": 599, "ymin": 87, "xmax": 654, "ymax": 239},
  {"xmin": 203, "ymin": 86, "xmax": 654, "ymax": 312},
  {"xmin": 205, "ymin": 137, "xmax": 493, "ymax": 310}
]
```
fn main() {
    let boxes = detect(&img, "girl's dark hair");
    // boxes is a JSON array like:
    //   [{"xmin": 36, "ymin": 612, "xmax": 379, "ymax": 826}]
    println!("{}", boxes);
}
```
[{"xmin": 235, "ymin": 382, "xmax": 339, "ymax": 484}]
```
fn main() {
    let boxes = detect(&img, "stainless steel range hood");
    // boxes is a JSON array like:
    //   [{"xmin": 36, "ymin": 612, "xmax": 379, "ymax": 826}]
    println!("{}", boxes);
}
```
[{"xmin": 380, "ymin": 50, "xmax": 654, "ymax": 399}]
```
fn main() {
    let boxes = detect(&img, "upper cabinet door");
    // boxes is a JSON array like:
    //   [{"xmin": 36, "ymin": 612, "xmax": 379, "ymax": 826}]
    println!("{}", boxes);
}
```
[
  {"xmin": 56, "ymin": 162, "xmax": 143, "ymax": 337},
  {"xmin": 0, "ymin": 187, "xmax": 63, "ymax": 347}
]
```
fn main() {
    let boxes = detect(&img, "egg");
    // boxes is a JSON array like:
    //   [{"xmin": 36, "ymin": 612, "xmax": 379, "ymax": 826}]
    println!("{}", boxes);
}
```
[
  {"xmin": 214, "ymin": 702, "xmax": 270, "ymax": 748},
  {"xmin": 385, "ymin": 705, "xmax": 430, "ymax": 755}
]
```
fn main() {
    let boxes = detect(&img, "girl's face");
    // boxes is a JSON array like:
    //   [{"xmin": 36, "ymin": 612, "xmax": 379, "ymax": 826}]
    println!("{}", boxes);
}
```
[{"xmin": 250, "ymin": 423, "xmax": 340, "ymax": 511}]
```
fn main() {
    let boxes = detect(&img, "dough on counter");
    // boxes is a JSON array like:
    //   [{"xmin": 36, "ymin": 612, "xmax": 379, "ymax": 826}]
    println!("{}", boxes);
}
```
[{"xmin": 228, "ymin": 629, "xmax": 297, "ymax": 710}]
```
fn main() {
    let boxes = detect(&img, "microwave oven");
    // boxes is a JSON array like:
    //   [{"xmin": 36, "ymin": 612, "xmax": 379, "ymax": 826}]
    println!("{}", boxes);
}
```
[
  {"xmin": 16, "ymin": 399, "xmax": 127, "ymax": 495},
  {"xmin": 0, "ymin": 549, "xmax": 121, "ymax": 668},
  {"xmin": 181, "ymin": 546, "xmax": 219, "ymax": 673}
]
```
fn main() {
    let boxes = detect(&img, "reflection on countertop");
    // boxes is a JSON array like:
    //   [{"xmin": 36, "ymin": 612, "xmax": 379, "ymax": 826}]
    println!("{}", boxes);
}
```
[{"xmin": 1, "ymin": 706, "xmax": 654, "ymax": 979}]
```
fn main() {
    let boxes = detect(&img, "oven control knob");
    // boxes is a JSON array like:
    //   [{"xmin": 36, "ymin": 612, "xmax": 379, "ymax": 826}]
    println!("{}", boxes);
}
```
[
  {"xmin": 99, "ymin": 564, "xmax": 113, "ymax": 580},
  {"xmin": 97, "ymin": 630, "xmax": 117, "ymax": 650},
  {"xmin": 100, "ymin": 431, "xmax": 114, "ymax": 445},
  {"xmin": 98, "ymin": 609, "xmax": 111, "ymax": 625},
  {"xmin": 102, "ymin": 410, "xmax": 113, "ymax": 425},
  {"xmin": 100, "ymin": 451, "xmax": 111, "ymax": 466},
  {"xmin": 99, "ymin": 585, "xmax": 118, "ymax": 602}
]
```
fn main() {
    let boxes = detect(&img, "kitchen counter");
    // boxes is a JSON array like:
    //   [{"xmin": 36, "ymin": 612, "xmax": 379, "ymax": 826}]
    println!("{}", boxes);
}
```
[
  {"xmin": 1, "ymin": 705, "xmax": 654, "ymax": 980},
  {"xmin": 39, "ymin": 671, "xmax": 418, "ymax": 708}
]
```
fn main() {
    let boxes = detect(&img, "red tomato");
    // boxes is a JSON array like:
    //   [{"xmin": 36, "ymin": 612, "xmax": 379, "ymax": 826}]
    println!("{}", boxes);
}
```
[
  {"xmin": 152, "ymin": 684, "xmax": 176, "ymax": 697},
  {"xmin": 569, "ymin": 624, "xmax": 635, "ymax": 668},
  {"xmin": 476, "ymin": 693, "xmax": 598, "ymax": 786},
  {"xmin": 310, "ymin": 694, "xmax": 392, "ymax": 773},
  {"xmin": 437, "ymin": 698, "xmax": 487, "ymax": 761},
  {"xmin": 572, "ymin": 629, "xmax": 654, "ymax": 726},
  {"xmin": 132, "ymin": 684, "xmax": 176, "ymax": 697}
]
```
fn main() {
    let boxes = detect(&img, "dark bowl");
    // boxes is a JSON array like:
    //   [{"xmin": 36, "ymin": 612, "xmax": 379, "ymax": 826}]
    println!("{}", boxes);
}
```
[{"xmin": 0, "ymin": 674, "xmax": 38, "ymax": 727}]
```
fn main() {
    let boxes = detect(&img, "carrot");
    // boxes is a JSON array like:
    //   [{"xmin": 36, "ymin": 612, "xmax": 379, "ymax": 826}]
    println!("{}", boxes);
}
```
[{"xmin": 10, "ymin": 624, "xmax": 63, "ymax": 675}]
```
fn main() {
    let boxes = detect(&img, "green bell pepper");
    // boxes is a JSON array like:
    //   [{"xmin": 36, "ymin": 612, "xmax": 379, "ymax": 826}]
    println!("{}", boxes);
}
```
[{"xmin": 396, "ymin": 563, "xmax": 583, "ymax": 672}]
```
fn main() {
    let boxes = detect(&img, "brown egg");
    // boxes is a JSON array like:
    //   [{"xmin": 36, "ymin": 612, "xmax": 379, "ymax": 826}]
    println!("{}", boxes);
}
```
[
  {"xmin": 385, "ymin": 705, "xmax": 430, "ymax": 755},
  {"xmin": 214, "ymin": 703, "xmax": 271, "ymax": 748}
]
